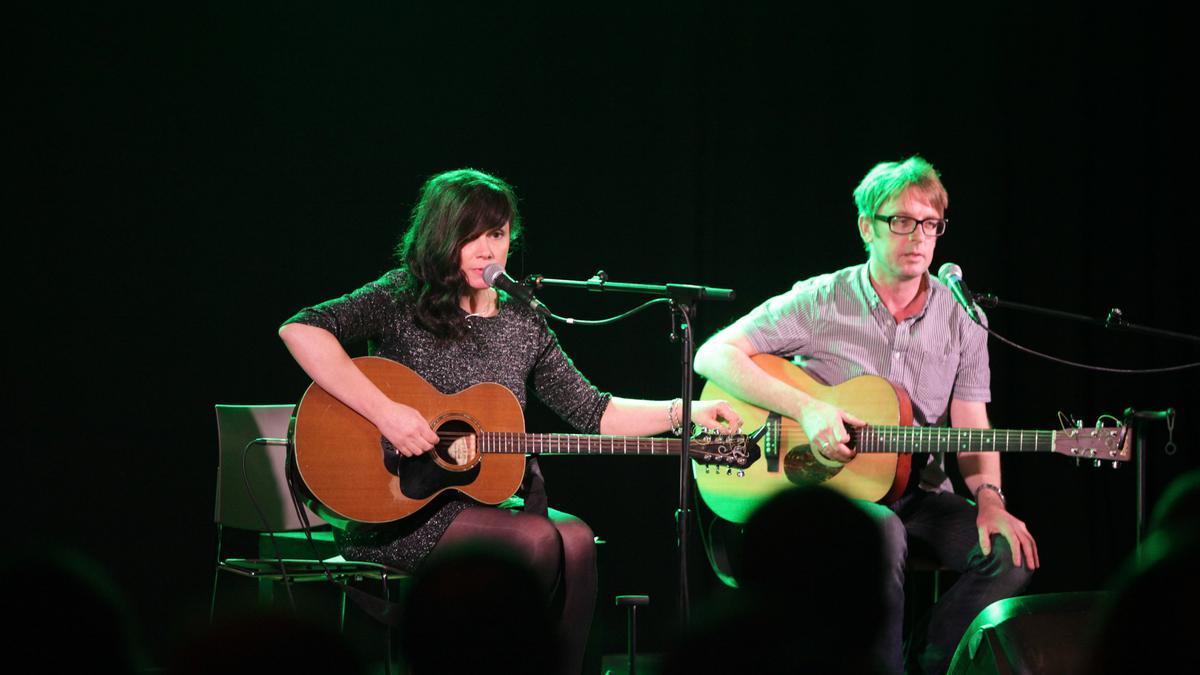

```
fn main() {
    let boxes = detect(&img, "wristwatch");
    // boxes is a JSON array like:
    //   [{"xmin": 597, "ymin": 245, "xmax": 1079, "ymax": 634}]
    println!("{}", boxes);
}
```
[{"xmin": 974, "ymin": 482, "xmax": 1006, "ymax": 507}]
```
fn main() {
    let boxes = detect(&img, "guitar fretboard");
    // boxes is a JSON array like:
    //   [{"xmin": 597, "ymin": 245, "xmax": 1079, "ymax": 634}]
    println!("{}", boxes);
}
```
[
  {"xmin": 478, "ymin": 432, "xmax": 683, "ymax": 456},
  {"xmin": 855, "ymin": 426, "xmax": 1056, "ymax": 454}
]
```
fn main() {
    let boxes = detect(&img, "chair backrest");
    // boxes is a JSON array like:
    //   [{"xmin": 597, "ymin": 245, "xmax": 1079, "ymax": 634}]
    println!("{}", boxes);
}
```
[{"xmin": 214, "ymin": 404, "xmax": 326, "ymax": 532}]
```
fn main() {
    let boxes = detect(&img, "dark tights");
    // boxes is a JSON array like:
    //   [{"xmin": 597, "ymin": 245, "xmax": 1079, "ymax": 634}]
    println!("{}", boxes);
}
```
[{"xmin": 434, "ymin": 506, "xmax": 596, "ymax": 675}]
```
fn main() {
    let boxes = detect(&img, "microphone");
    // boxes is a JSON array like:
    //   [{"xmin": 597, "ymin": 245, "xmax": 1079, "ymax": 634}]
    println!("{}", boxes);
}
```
[
  {"xmin": 482, "ymin": 263, "xmax": 550, "ymax": 315},
  {"xmin": 937, "ymin": 262, "xmax": 980, "ymax": 324}
]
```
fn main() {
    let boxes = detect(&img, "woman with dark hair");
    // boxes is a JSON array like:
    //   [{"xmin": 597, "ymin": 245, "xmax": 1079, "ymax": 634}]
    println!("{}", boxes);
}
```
[{"xmin": 279, "ymin": 168, "xmax": 739, "ymax": 674}]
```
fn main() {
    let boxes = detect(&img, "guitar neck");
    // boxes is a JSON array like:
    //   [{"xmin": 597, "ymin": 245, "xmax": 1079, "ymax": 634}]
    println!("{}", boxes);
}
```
[
  {"xmin": 478, "ymin": 432, "xmax": 681, "ymax": 456},
  {"xmin": 856, "ymin": 426, "xmax": 1057, "ymax": 454}
]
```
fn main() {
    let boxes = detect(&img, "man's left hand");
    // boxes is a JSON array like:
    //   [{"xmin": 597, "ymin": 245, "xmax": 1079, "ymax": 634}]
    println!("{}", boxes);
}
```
[{"xmin": 976, "ymin": 494, "xmax": 1039, "ymax": 569}]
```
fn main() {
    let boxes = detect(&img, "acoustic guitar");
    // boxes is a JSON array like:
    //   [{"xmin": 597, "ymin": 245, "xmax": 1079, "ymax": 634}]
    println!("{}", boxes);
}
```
[
  {"xmin": 696, "ymin": 354, "xmax": 1131, "ymax": 523},
  {"xmin": 292, "ymin": 356, "xmax": 760, "ymax": 523}
]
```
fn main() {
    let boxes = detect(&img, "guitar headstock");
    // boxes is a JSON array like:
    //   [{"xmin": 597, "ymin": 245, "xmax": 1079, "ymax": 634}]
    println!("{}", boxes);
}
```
[
  {"xmin": 1053, "ymin": 426, "xmax": 1132, "ymax": 464},
  {"xmin": 688, "ymin": 432, "xmax": 762, "ymax": 469}
]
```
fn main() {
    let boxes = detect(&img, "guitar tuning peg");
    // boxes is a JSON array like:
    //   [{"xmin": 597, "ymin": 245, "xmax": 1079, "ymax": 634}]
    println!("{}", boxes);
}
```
[
  {"xmin": 1093, "ymin": 459, "xmax": 1103, "ymax": 468},
  {"xmin": 1075, "ymin": 458, "xmax": 1081, "ymax": 468},
  {"xmin": 1111, "ymin": 461, "xmax": 1120, "ymax": 469},
  {"xmin": 737, "ymin": 470, "xmax": 745, "ymax": 478},
  {"xmin": 726, "ymin": 467, "xmax": 733, "ymax": 475}
]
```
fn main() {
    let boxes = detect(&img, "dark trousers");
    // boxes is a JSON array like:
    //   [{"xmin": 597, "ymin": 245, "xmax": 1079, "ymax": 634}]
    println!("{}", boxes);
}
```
[{"xmin": 858, "ymin": 490, "xmax": 1034, "ymax": 675}]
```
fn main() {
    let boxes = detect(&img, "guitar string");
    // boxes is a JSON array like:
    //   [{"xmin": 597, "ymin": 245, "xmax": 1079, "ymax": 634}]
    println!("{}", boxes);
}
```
[
  {"xmin": 853, "ymin": 426, "xmax": 1053, "ymax": 453},
  {"xmin": 432, "ymin": 430, "xmax": 687, "ymax": 455}
]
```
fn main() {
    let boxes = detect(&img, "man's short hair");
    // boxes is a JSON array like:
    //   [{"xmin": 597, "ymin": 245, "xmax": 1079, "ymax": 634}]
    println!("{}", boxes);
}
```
[{"xmin": 853, "ymin": 155, "xmax": 948, "ymax": 220}]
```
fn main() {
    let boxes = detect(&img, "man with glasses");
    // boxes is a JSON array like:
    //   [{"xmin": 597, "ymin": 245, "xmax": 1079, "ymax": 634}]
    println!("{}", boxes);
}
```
[{"xmin": 695, "ymin": 156, "xmax": 1037, "ymax": 674}]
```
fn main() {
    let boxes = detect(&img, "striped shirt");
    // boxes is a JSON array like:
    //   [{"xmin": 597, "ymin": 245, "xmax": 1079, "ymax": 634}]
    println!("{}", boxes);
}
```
[{"xmin": 733, "ymin": 263, "xmax": 991, "ymax": 489}]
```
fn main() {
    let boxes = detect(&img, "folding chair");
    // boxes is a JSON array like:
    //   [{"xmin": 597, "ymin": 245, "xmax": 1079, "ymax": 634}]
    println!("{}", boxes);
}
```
[{"xmin": 210, "ymin": 404, "xmax": 406, "ymax": 665}]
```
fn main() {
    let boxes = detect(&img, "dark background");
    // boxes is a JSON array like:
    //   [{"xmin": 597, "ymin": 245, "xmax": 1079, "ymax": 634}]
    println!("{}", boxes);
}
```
[{"xmin": 14, "ymin": 1, "xmax": 1195, "ymax": 667}]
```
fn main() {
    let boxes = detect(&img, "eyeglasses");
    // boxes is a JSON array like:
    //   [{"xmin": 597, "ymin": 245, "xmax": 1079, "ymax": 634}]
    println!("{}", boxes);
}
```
[{"xmin": 873, "ymin": 214, "xmax": 948, "ymax": 237}]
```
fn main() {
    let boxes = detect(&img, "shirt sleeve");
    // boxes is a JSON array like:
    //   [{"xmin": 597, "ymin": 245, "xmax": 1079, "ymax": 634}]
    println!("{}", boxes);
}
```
[
  {"xmin": 529, "ymin": 323, "xmax": 613, "ymax": 434},
  {"xmin": 281, "ymin": 270, "xmax": 403, "ymax": 345},
  {"xmin": 951, "ymin": 307, "xmax": 991, "ymax": 402},
  {"xmin": 730, "ymin": 281, "xmax": 816, "ymax": 357}
]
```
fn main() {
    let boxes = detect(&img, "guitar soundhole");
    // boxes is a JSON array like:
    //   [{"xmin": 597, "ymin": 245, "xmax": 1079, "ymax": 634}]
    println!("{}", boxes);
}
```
[
  {"xmin": 434, "ymin": 419, "xmax": 479, "ymax": 470},
  {"xmin": 782, "ymin": 445, "xmax": 843, "ymax": 485}
]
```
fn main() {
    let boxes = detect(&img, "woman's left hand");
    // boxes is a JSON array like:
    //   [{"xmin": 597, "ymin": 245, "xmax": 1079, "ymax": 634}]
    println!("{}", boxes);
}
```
[{"xmin": 690, "ymin": 400, "xmax": 743, "ymax": 433}]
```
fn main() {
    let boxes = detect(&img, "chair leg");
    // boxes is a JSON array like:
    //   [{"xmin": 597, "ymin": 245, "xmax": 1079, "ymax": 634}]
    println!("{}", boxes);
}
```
[
  {"xmin": 339, "ymin": 587, "xmax": 348, "ymax": 632},
  {"xmin": 382, "ymin": 576, "xmax": 393, "ymax": 675},
  {"xmin": 258, "ymin": 578, "xmax": 274, "ymax": 608},
  {"xmin": 209, "ymin": 568, "xmax": 221, "ymax": 623},
  {"xmin": 210, "ymin": 525, "xmax": 224, "ymax": 622}
]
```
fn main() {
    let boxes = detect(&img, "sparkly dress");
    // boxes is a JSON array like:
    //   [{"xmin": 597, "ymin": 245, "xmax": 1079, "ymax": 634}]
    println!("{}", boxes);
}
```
[{"xmin": 284, "ymin": 269, "xmax": 612, "ymax": 571}]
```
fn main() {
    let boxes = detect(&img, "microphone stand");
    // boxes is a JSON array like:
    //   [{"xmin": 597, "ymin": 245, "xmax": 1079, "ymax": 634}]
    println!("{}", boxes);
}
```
[
  {"xmin": 974, "ymin": 294, "xmax": 1200, "ymax": 346},
  {"xmin": 974, "ymin": 291, "xmax": 1196, "ymax": 562},
  {"xmin": 1122, "ymin": 407, "xmax": 1177, "ymax": 563},
  {"xmin": 527, "ymin": 270, "xmax": 735, "ymax": 628}
]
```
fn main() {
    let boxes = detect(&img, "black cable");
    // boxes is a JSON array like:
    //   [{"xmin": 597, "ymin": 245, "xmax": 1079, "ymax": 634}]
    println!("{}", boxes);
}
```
[
  {"xmin": 982, "ymin": 324, "xmax": 1200, "ymax": 374},
  {"xmin": 283, "ymin": 445, "xmax": 344, "ymax": 587},
  {"xmin": 285, "ymin": 439, "xmax": 403, "ymax": 628},
  {"xmin": 546, "ymin": 297, "xmax": 672, "ymax": 327},
  {"xmin": 693, "ymin": 483, "xmax": 739, "ymax": 590},
  {"xmin": 241, "ymin": 437, "xmax": 297, "ymax": 609}
]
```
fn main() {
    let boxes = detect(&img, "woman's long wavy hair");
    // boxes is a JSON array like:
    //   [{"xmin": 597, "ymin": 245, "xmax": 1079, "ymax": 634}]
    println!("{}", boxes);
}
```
[{"xmin": 395, "ymin": 169, "xmax": 522, "ymax": 339}]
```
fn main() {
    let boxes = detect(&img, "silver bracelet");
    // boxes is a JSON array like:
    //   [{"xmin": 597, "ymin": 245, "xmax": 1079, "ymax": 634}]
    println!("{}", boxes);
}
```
[
  {"xmin": 668, "ymin": 398, "xmax": 683, "ymax": 436},
  {"xmin": 974, "ymin": 482, "xmax": 1006, "ymax": 507}
]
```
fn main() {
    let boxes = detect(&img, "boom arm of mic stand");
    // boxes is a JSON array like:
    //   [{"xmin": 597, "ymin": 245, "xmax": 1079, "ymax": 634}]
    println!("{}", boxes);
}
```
[
  {"xmin": 526, "ymin": 273, "xmax": 735, "ymax": 302},
  {"xmin": 975, "ymin": 293, "xmax": 1200, "ymax": 345}
]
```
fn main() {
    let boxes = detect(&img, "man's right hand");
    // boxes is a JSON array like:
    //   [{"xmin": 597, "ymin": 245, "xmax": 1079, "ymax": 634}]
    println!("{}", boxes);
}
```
[
  {"xmin": 374, "ymin": 401, "xmax": 441, "ymax": 456},
  {"xmin": 797, "ymin": 397, "xmax": 865, "ymax": 464}
]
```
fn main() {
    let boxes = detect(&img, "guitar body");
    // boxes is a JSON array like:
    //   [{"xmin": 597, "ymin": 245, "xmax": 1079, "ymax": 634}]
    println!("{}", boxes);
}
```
[
  {"xmin": 697, "ymin": 354, "xmax": 914, "ymax": 523},
  {"xmin": 293, "ymin": 356, "xmax": 527, "ymax": 524}
]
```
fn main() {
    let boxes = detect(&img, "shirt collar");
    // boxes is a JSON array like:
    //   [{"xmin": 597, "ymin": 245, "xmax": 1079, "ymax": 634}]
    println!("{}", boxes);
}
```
[{"xmin": 857, "ymin": 262, "xmax": 939, "ymax": 320}]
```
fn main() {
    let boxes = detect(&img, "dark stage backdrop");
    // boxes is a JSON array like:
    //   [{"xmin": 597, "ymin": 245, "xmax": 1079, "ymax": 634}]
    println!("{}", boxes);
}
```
[{"xmin": 14, "ymin": 1, "xmax": 1194, "ymax": 665}]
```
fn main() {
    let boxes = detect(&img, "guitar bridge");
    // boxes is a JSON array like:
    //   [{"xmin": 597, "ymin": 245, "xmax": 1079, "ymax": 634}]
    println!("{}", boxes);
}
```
[{"xmin": 750, "ymin": 413, "xmax": 781, "ymax": 472}]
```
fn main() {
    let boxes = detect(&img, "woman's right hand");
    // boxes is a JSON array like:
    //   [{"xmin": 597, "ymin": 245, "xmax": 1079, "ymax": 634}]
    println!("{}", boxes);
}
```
[{"xmin": 374, "ymin": 401, "xmax": 441, "ymax": 457}]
